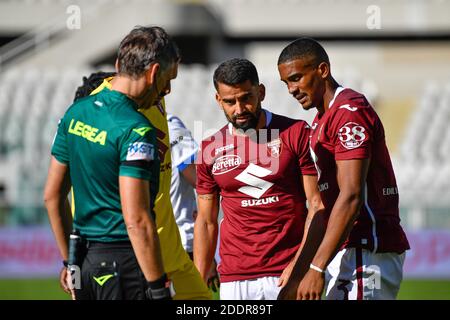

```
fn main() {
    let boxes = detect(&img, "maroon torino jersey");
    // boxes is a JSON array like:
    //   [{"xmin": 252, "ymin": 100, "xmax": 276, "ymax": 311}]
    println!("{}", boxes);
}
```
[
  {"xmin": 196, "ymin": 111, "xmax": 316, "ymax": 282},
  {"xmin": 310, "ymin": 88, "xmax": 409, "ymax": 253}
]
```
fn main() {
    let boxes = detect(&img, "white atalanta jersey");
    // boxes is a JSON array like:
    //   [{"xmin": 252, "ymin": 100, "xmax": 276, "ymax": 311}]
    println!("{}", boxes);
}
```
[{"xmin": 168, "ymin": 114, "xmax": 199, "ymax": 253}]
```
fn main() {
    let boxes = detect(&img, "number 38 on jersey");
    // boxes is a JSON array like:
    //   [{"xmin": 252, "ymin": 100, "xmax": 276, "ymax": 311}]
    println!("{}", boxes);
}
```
[{"xmin": 338, "ymin": 122, "xmax": 367, "ymax": 150}]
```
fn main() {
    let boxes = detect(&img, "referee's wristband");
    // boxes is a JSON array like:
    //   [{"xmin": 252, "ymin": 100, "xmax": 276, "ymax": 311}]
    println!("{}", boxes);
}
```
[
  {"xmin": 310, "ymin": 263, "xmax": 325, "ymax": 273},
  {"xmin": 146, "ymin": 273, "xmax": 175, "ymax": 300}
]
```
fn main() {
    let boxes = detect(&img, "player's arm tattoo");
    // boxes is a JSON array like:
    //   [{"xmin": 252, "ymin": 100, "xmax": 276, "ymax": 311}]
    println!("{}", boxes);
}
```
[{"xmin": 198, "ymin": 194, "xmax": 216, "ymax": 200}]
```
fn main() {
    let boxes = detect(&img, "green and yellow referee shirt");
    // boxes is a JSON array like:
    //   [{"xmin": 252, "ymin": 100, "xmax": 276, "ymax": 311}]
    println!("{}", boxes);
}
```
[{"xmin": 52, "ymin": 88, "xmax": 160, "ymax": 242}]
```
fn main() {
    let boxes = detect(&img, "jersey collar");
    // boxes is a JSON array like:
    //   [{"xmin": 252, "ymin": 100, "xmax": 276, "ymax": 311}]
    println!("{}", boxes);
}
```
[
  {"xmin": 228, "ymin": 109, "xmax": 272, "ymax": 134},
  {"xmin": 264, "ymin": 109, "xmax": 273, "ymax": 127},
  {"xmin": 328, "ymin": 86, "xmax": 345, "ymax": 109}
]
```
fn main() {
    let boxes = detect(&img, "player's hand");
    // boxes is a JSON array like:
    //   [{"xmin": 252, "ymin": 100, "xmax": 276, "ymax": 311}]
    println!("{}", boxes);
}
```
[
  {"xmin": 208, "ymin": 274, "xmax": 220, "ymax": 293},
  {"xmin": 207, "ymin": 260, "xmax": 220, "ymax": 292},
  {"xmin": 277, "ymin": 261, "xmax": 297, "ymax": 300},
  {"xmin": 296, "ymin": 269, "xmax": 324, "ymax": 300},
  {"xmin": 278, "ymin": 260, "xmax": 294, "ymax": 288},
  {"xmin": 277, "ymin": 281, "xmax": 298, "ymax": 300},
  {"xmin": 59, "ymin": 267, "xmax": 75, "ymax": 300}
]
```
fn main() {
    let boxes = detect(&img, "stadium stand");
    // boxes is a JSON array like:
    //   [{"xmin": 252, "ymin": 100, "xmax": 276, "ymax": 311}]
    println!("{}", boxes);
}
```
[
  {"xmin": 0, "ymin": 64, "xmax": 376, "ymax": 224},
  {"xmin": 1, "ymin": 63, "xmax": 449, "ymax": 229},
  {"xmin": 392, "ymin": 81, "xmax": 450, "ymax": 228},
  {"xmin": 0, "ymin": 67, "xmax": 91, "ymax": 224},
  {"xmin": 0, "ymin": 0, "xmax": 449, "ymax": 230}
]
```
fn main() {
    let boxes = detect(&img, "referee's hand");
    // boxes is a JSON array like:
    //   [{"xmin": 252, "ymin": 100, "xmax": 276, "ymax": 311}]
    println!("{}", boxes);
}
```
[{"xmin": 59, "ymin": 267, "xmax": 75, "ymax": 300}]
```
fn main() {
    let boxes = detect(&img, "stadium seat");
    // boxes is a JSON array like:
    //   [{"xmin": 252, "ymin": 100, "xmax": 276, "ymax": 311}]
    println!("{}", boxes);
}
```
[{"xmin": 0, "ymin": 66, "xmax": 448, "ymax": 228}]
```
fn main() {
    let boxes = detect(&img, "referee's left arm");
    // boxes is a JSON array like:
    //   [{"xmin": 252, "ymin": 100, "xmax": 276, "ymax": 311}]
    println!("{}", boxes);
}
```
[{"xmin": 44, "ymin": 156, "xmax": 73, "ymax": 262}]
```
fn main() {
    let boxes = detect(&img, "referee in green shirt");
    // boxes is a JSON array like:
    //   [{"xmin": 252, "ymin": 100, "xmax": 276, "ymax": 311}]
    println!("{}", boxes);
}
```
[{"xmin": 44, "ymin": 26, "xmax": 179, "ymax": 300}]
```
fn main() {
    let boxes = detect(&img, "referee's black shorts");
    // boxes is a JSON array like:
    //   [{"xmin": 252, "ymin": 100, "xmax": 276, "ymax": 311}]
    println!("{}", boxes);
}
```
[{"xmin": 75, "ymin": 241, "xmax": 147, "ymax": 300}]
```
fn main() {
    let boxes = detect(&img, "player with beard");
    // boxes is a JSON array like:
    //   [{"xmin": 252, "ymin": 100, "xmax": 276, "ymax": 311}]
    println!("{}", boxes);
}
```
[{"xmin": 194, "ymin": 58, "xmax": 323, "ymax": 300}]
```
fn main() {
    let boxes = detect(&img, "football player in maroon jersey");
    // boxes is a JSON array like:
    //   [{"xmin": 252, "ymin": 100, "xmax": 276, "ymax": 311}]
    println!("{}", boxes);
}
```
[
  {"xmin": 278, "ymin": 37, "xmax": 410, "ymax": 300},
  {"xmin": 194, "ymin": 58, "xmax": 323, "ymax": 300}
]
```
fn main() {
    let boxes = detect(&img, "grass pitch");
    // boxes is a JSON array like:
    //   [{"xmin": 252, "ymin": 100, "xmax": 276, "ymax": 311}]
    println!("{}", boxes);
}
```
[{"xmin": 0, "ymin": 278, "xmax": 448, "ymax": 300}]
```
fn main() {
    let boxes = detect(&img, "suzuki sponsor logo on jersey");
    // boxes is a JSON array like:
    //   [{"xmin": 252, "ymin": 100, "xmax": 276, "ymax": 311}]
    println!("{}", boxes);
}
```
[
  {"xmin": 338, "ymin": 122, "xmax": 367, "ymax": 150},
  {"xmin": 127, "ymin": 142, "xmax": 155, "ymax": 161},
  {"xmin": 234, "ymin": 163, "xmax": 280, "ymax": 207},
  {"xmin": 212, "ymin": 155, "xmax": 241, "ymax": 175},
  {"xmin": 242, "ymin": 196, "xmax": 280, "ymax": 207},
  {"xmin": 214, "ymin": 144, "xmax": 234, "ymax": 155},
  {"xmin": 267, "ymin": 138, "xmax": 281, "ymax": 158}
]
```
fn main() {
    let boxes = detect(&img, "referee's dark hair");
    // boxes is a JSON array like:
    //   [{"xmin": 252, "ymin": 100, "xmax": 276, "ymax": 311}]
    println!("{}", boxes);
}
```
[
  {"xmin": 278, "ymin": 37, "xmax": 330, "ymax": 67},
  {"xmin": 117, "ymin": 26, "xmax": 180, "ymax": 79},
  {"xmin": 213, "ymin": 58, "xmax": 259, "ymax": 90}
]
